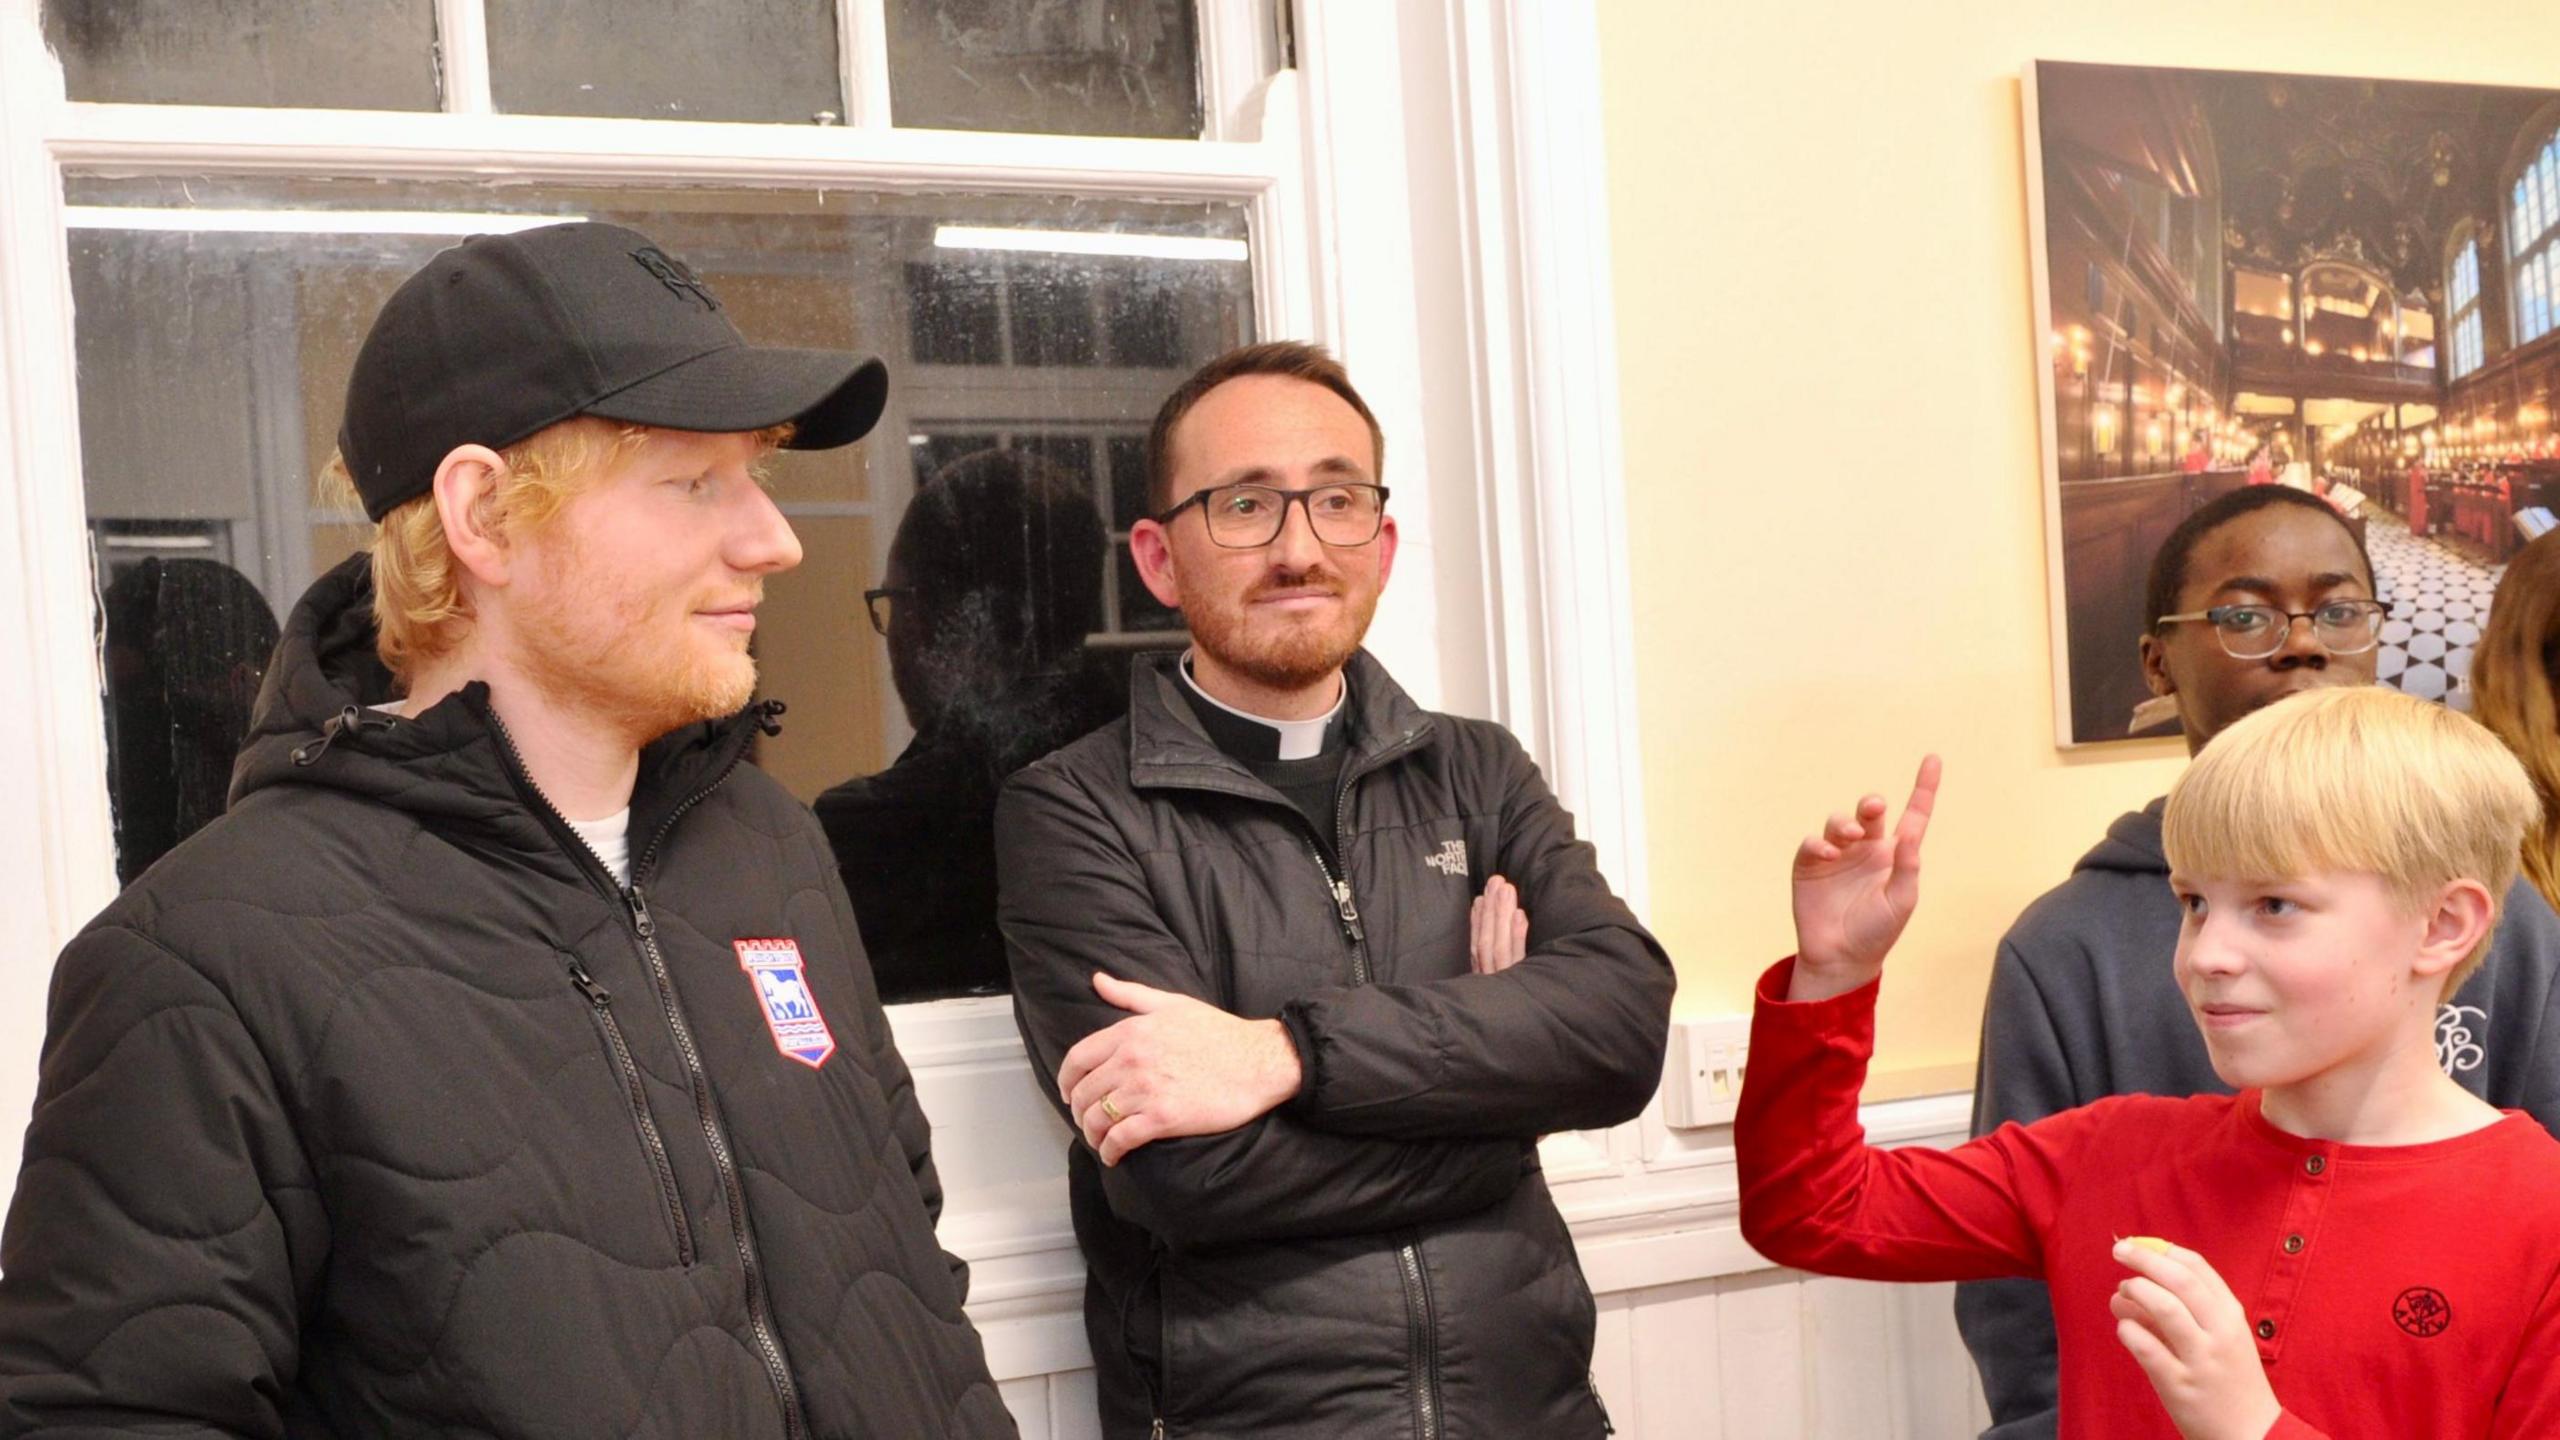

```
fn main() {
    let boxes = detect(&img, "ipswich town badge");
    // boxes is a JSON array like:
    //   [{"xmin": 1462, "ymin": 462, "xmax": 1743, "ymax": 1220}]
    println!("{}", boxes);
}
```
[{"xmin": 735, "ymin": 938, "xmax": 836, "ymax": 1069}]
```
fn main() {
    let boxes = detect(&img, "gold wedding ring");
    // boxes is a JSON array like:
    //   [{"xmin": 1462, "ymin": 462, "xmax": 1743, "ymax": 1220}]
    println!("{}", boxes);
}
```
[{"xmin": 1100, "ymin": 1095, "xmax": 1126, "ymax": 1124}]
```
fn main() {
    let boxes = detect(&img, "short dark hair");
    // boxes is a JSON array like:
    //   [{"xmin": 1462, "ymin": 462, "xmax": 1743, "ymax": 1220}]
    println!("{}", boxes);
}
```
[
  {"xmin": 1145, "ymin": 341, "xmax": 1385, "ymax": 514},
  {"xmin": 893, "ymin": 447, "xmax": 1106, "ymax": 666},
  {"xmin": 2143, "ymin": 486, "xmax": 2375, "ymax": 634}
]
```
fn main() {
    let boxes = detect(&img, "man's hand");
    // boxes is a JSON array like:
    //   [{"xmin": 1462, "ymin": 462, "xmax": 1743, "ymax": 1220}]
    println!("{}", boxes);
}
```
[
  {"xmin": 2110, "ymin": 1238, "xmax": 2284, "ymax": 1440},
  {"xmin": 1787, "ymin": 755, "xmax": 1940, "ymax": 1002},
  {"xmin": 1059, "ymin": 973, "xmax": 1304, "ymax": 1165},
  {"xmin": 1469, "ymin": 875, "xmax": 1529, "ymax": 975}
]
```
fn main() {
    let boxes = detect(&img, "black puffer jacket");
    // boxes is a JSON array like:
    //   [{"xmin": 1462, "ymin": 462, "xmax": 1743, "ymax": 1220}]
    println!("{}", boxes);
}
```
[
  {"xmin": 996, "ymin": 651, "xmax": 1674, "ymax": 1439},
  {"xmin": 0, "ymin": 555, "xmax": 1015, "ymax": 1439}
]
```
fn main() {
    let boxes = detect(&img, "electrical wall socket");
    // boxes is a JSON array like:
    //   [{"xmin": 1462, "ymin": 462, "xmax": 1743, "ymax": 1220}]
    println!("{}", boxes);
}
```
[{"xmin": 1662, "ymin": 1014, "xmax": 1751, "ymax": 1128}]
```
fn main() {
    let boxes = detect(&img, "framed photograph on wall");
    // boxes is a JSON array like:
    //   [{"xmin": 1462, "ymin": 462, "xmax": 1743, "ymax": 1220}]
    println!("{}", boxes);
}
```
[{"xmin": 2026, "ymin": 59, "xmax": 2560, "ymax": 744}]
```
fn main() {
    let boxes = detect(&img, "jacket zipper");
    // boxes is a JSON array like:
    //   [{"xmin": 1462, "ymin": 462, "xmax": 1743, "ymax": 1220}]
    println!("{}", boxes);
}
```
[
  {"xmin": 1588, "ymin": 1371, "xmax": 1616, "ymax": 1434},
  {"xmin": 481, "ymin": 700, "xmax": 808, "ymax": 1440},
  {"xmin": 624, "ymin": 881, "xmax": 807, "ymax": 1440},
  {"xmin": 1305, "ymin": 781, "xmax": 1441, "ymax": 1440},
  {"xmin": 567, "ymin": 956, "xmax": 695, "ymax": 1267}
]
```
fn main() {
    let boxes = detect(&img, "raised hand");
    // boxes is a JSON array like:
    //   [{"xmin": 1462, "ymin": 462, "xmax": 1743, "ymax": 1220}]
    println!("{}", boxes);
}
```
[
  {"xmin": 1469, "ymin": 875, "xmax": 1529, "ymax": 975},
  {"xmin": 1787, "ymin": 755, "xmax": 1941, "ymax": 1002},
  {"xmin": 1058, "ymin": 973, "xmax": 1304, "ymax": 1165},
  {"xmin": 2110, "ymin": 1238, "xmax": 2284, "ymax": 1440}
]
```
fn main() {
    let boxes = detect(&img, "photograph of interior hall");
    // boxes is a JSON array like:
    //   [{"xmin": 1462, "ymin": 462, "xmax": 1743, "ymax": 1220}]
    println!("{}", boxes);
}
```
[
  {"xmin": 2041, "ymin": 60, "xmax": 2560, "ymax": 741},
  {"xmin": 14, "ymin": 1, "xmax": 2560, "ymax": 1437}
]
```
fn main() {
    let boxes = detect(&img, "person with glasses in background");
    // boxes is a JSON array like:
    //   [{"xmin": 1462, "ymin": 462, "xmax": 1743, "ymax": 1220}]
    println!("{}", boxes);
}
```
[
  {"xmin": 814, "ymin": 447, "xmax": 1120, "ymax": 1001},
  {"xmin": 993, "ymin": 342, "xmax": 1674, "ymax": 1439},
  {"xmin": 1957, "ymin": 484, "xmax": 2560, "ymax": 1440}
]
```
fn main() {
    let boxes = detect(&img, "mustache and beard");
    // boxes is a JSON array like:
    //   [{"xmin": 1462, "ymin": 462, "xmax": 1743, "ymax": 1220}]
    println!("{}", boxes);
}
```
[
  {"xmin": 1184, "ymin": 559, "xmax": 1380, "ymax": 693},
  {"xmin": 513, "ymin": 527, "xmax": 764, "ymax": 747}
]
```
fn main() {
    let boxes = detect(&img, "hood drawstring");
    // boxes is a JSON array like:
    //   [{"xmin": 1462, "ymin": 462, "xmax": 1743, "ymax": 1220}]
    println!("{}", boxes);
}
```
[
  {"xmin": 291, "ymin": 705, "xmax": 398, "ymax": 767},
  {"xmin": 754, "ymin": 699, "xmax": 787, "ymax": 737}
]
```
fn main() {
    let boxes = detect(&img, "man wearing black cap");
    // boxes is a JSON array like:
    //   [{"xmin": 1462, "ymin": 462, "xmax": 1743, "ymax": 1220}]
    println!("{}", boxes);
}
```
[{"xmin": 0, "ymin": 223, "xmax": 1016, "ymax": 1439}]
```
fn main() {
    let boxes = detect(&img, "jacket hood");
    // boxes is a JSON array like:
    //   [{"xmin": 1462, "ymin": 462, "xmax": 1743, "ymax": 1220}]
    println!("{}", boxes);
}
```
[
  {"xmin": 228, "ymin": 553, "xmax": 766, "ymax": 882},
  {"xmin": 2073, "ymin": 797, "xmax": 2169, "ymax": 877},
  {"xmin": 1123, "ymin": 647, "xmax": 1436, "ymax": 796}
]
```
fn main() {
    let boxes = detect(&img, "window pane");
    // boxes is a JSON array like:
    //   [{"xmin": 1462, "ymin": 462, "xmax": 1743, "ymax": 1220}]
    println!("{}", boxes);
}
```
[
  {"xmin": 486, "ymin": 0, "xmax": 843, "ymax": 123},
  {"xmin": 1107, "ymin": 434, "xmax": 1151, "ymax": 529},
  {"xmin": 42, "ymin": 0, "xmax": 438, "ymax": 109},
  {"xmin": 63, "ymin": 174, "xmax": 1253, "ymax": 1003},
  {"xmin": 885, "ymin": 0, "xmax": 1202, "ymax": 138},
  {"xmin": 906, "ymin": 261, "xmax": 1005, "ymax": 364}
]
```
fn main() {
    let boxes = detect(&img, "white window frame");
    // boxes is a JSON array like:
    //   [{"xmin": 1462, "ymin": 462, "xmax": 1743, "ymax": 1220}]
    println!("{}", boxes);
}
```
[{"xmin": 0, "ymin": 0, "xmax": 1672, "ymax": 1405}]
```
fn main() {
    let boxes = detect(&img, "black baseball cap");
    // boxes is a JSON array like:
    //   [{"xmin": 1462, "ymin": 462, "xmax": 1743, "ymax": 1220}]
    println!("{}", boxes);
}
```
[{"xmin": 337, "ymin": 221, "xmax": 888, "ymax": 521}]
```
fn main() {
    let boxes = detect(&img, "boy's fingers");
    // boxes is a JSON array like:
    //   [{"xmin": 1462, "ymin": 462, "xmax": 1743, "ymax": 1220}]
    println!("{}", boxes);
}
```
[
  {"xmin": 1898, "ymin": 755, "xmax": 1942, "ymax": 846},
  {"xmin": 2115, "ymin": 1316, "xmax": 2176, "ymax": 1377},
  {"xmin": 2115, "ymin": 1239, "xmax": 2219, "ymax": 1317},
  {"xmin": 2114, "ymin": 1276, "xmax": 2204, "ymax": 1354}
]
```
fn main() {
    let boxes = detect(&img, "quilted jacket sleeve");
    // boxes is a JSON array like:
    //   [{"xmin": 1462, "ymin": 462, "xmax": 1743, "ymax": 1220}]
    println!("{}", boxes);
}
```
[
  {"xmin": 1278, "ymin": 726, "xmax": 1675, "ymax": 1140},
  {"xmin": 996, "ymin": 767, "xmax": 1526, "ymax": 1255},
  {"xmin": 0, "ymin": 924, "xmax": 324, "ymax": 1438}
]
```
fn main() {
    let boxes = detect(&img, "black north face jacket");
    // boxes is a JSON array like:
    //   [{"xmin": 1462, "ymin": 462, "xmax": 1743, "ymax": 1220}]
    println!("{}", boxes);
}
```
[
  {"xmin": 996, "ymin": 651, "xmax": 1675, "ymax": 1439},
  {"xmin": 0, "ymin": 555, "xmax": 1015, "ymax": 1439}
]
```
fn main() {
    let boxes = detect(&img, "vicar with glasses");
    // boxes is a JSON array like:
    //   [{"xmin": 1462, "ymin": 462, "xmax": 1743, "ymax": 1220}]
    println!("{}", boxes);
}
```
[
  {"xmin": 993, "ymin": 341, "xmax": 1672, "ymax": 1438},
  {"xmin": 1956, "ymin": 484, "xmax": 2560, "ymax": 1439}
]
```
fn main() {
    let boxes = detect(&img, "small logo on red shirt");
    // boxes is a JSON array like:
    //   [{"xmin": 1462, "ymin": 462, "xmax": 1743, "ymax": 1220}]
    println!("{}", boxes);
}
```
[
  {"xmin": 735, "ymin": 938, "xmax": 834, "ymax": 1069},
  {"xmin": 2393, "ymin": 1287, "xmax": 2452, "ymax": 1338}
]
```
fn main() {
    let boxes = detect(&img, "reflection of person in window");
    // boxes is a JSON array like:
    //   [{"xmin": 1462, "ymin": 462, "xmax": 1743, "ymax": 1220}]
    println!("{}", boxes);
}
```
[
  {"xmin": 98, "ymin": 555, "xmax": 279, "ymax": 884},
  {"xmin": 816, "ymin": 448, "xmax": 1120, "ymax": 1001}
]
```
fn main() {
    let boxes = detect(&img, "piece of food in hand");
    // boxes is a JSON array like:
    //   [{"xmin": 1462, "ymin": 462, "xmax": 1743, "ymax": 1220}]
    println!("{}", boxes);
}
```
[{"xmin": 2120, "ymin": 1235, "xmax": 2175, "ymax": 1255}]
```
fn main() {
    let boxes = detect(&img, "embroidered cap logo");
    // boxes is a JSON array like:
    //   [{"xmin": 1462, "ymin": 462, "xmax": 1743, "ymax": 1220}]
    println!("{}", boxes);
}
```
[{"xmin": 629, "ymin": 246, "xmax": 722, "ymax": 311}]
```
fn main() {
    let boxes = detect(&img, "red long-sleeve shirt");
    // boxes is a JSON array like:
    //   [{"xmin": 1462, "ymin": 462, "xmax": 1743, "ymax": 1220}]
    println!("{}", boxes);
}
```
[{"xmin": 1737, "ymin": 959, "xmax": 2560, "ymax": 1439}]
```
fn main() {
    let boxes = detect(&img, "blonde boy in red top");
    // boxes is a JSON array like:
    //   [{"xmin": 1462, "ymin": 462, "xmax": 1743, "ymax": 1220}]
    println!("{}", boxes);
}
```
[{"xmin": 1739, "ymin": 686, "xmax": 2560, "ymax": 1438}]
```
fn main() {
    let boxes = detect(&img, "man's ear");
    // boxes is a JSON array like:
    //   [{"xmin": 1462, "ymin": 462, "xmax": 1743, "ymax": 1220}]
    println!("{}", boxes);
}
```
[
  {"xmin": 2139, "ymin": 630, "xmax": 2176, "ymax": 700},
  {"xmin": 432, "ymin": 445, "xmax": 514, "ymax": 589},
  {"xmin": 2412, "ymin": 877, "xmax": 2497, "ymax": 987},
  {"xmin": 1129, "ymin": 518, "xmax": 1184, "ymax": 610}
]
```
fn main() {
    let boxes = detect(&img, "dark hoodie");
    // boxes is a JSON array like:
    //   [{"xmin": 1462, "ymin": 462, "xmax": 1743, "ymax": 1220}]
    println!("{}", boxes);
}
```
[
  {"xmin": 1956, "ymin": 799, "xmax": 2560, "ymax": 1439},
  {"xmin": 0, "ymin": 555, "xmax": 1014, "ymax": 1439}
]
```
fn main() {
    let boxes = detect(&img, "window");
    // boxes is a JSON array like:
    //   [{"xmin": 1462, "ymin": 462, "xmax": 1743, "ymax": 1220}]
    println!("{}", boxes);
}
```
[
  {"xmin": 2450, "ymin": 234, "xmax": 2485, "ymax": 379},
  {"xmin": 2513, "ymin": 128, "xmax": 2560, "ymax": 349},
  {"xmin": 33, "ymin": 1, "xmax": 1285, "ymax": 1006}
]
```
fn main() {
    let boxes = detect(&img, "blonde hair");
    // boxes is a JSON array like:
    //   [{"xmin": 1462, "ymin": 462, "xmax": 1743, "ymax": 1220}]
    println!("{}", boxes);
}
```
[
  {"xmin": 319, "ymin": 417, "xmax": 790, "ymax": 683},
  {"xmin": 2470, "ymin": 530, "xmax": 2560, "ymax": 913},
  {"xmin": 2164, "ymin": 686, "xmax": 2537, "ymax": 994}
]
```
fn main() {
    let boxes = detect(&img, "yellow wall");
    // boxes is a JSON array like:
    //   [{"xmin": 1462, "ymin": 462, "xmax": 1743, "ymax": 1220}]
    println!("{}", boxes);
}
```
[{"xmin": 1595, "ymin": 2, "xmax": 2560, "ymax": 1090}]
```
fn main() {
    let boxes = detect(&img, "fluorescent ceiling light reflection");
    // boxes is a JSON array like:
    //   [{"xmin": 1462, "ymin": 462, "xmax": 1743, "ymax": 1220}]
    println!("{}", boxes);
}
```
[
  {"xmin": 64, "ymin": 207, "xmax": 585, "ymax": 236},
  {"xmin": 933, "ymin": 224, "xmax": 1248, "ymax": 263}
]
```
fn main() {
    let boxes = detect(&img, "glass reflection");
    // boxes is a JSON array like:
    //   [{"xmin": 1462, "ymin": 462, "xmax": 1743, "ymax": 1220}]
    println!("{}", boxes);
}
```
[
  {"xmin": 816, "ymin": 449, "xmax": 1122, "ymax": 1000},
  {"xmin": 485, "ymin": 0, "xmax": 845, "ymax": 123},
  {"xmin": 63, "ymin": 174, "xmax": 1249, "ymax": 1003},
  {"xmin": 41, "ymin": 0, "xmax": 440, "ymax": 109},
  {"xmin": 885, "ymin": 0, "xmax": 1202, "ymax": 138},
  {"xmin": 100, "ymin": 557, "xmax": 280, "ymax": 883}
]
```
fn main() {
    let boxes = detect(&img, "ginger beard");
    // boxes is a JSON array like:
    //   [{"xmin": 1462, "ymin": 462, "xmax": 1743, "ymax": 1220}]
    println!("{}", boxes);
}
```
[
  {"xmin": 1182, "ymin": 555, "xmax": 1381, "ymax": 693},
  {"xmin": 509, "ymin": 515, "xmax": 763, "ymax": 746}
]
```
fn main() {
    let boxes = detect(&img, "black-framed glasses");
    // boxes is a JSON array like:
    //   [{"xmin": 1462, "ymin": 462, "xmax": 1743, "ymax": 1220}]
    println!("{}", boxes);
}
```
[
  {"xmin": 1153, "ymin": 482, "xmax": 1391, "ymax": 549},
  {"xmin": 862, "ymin": 586, "xmax": 912, "ymax": 636},
  {"xmin": 2155, "ymin": 598, "xmax": 2393, "ymax": 659}
]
